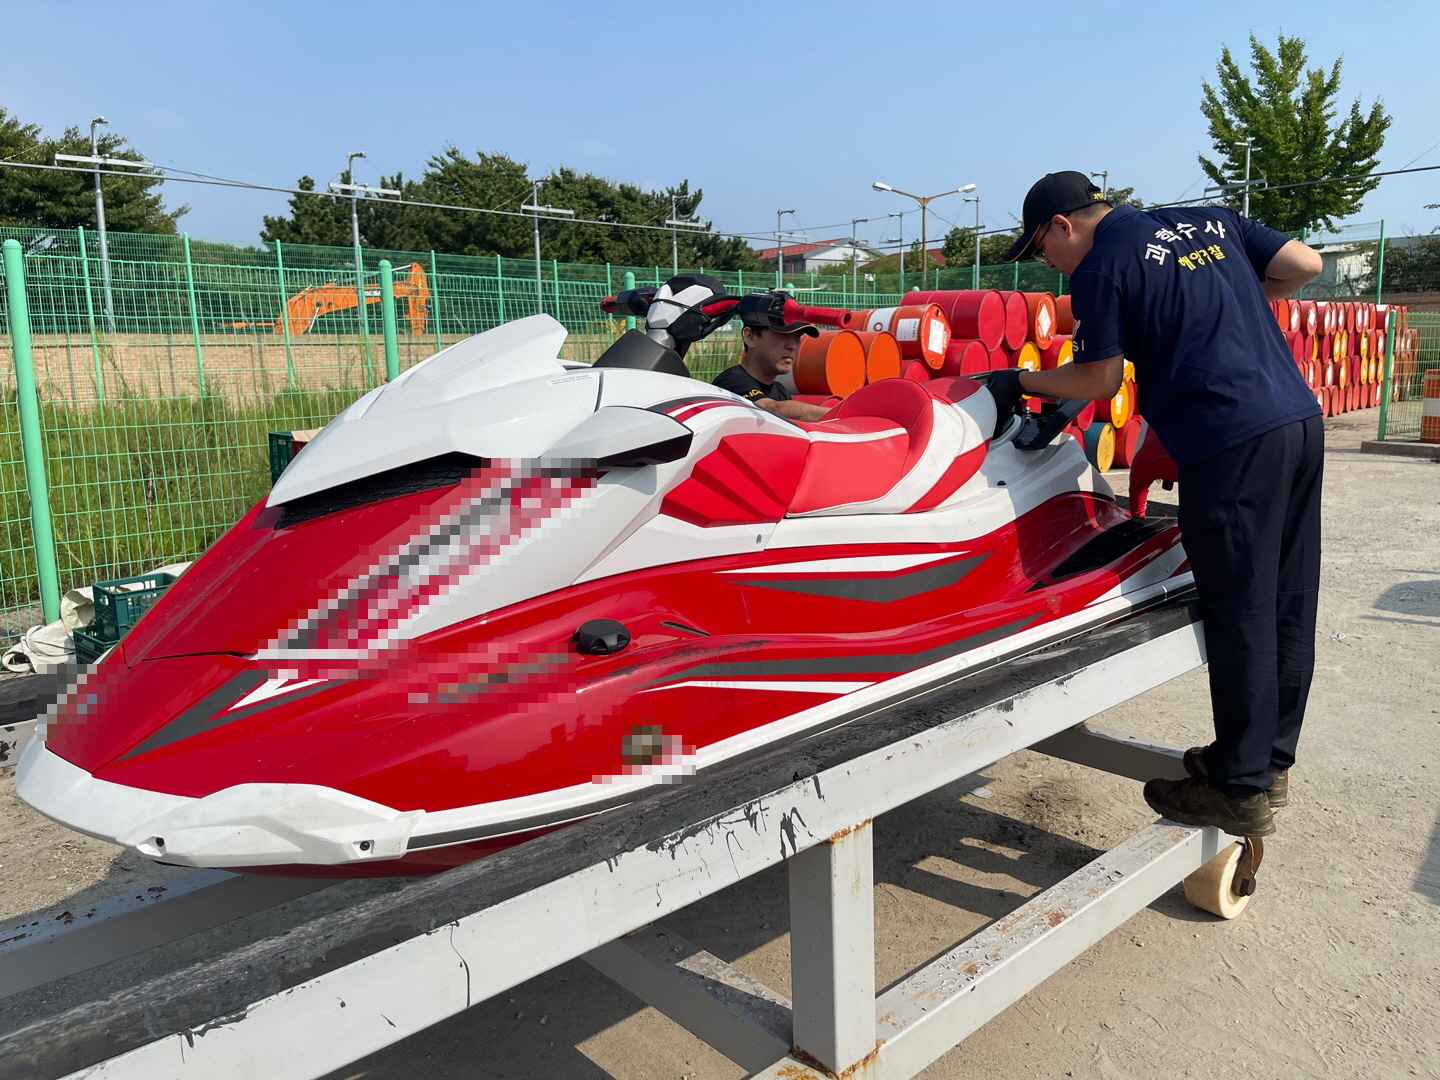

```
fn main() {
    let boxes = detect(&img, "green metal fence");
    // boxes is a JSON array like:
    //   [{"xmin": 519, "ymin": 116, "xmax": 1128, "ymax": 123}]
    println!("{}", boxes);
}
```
[
  {"xmin": 1, "ymin": 221, "xmax": 1435, "ymax": 633},
  {"xmin": 1378, "ymin": 312, "xmax": 1440, "ymax": 441}
]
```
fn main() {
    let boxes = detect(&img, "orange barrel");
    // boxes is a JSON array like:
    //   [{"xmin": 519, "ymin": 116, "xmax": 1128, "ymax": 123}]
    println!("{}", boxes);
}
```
[
  {"xmin": 1375, "ymin": 303, "xmax": 1390, "ymax": 332},
  {"xmin": 1273, "ymin": 298, "xmax": 1289, "ymax": 332},
  {"xmin": 1083, "ymin": 422, "xmax": 1117, "ymax": 472},
  {"xmin": 938, "ymin": 338, "xmax": 990, "ymax": 377},
  {"xmin": 1350, "ymin": 383, "xmax": 1362, "ymax": 411},
  {"xmin": 1337, "ymin": 356, "xmax": 1349, "ymax": 389},
  {"xmin": 1314, "ymin": 386, "xmax": 1327, "ymax": 414},
  {"xmin": 902, "ymin": 359, "xmax": 932, "ymax": 383},
  {"xmin": 1055, "ymin": 293, "xmax": 1075, "ymax": 335},
  {"xmin": 995, "ymin": 291, "xmax": 1030, "ymax": 350},
  {"xmin": 1024, "ymin": 292, "xmax": 1058, "ymax": 350},
  {"xmin": 988, "ymin": 345, "xmax": 1012, "ymax": 370},
  {"xmin": 794, "ymin": 330, "xmax": 867, "ymax": 397},
  {"xmin": 910, "ymin": 290, "xmax": 1006, "ymax": 349},
  {"xmin": 1015, "ymin": 341, "xmax": 1042, "ymax": 372},
  {"xmin": 1040, "ymin": 335, "xmax": 1074, "ymax": 370},
  {"xmin": 1288, "ymin": 301, "xmax": 1301, "ymax": 333},
  {"xmin": 1308, "ymin": 333, "xmax": 1319, "ymax": 363},
  {"xmin": 1318, "ymin": 334, "xmax": 1332, "ymax": 367},
  {"xmin": 1096, "ymin": 377, "xmax": 1135, "ymax": 428},
  {"xmin": 851, "ymin": 304, "xmax": 951, "ymax": 368},
  {"xmin": 1300, "ymin": 300, "xmax": 1318, "ymax": 336},
  {"xmin": 853, "ymin": 331, "xmax": 902, "ymax": 384},
  {"xmin": 1371, "ymin": 383, "xmax": 1381, "ymax": 408},
  {"xmin": 1112, "ymin": 417, "xmax": 1144, "ymax": 467}
]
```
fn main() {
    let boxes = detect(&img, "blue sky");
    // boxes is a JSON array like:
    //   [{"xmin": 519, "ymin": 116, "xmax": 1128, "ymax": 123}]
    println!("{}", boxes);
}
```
[{"xmin": 4, "ymin": 0, "xmax": 1437, "ymax": 251}]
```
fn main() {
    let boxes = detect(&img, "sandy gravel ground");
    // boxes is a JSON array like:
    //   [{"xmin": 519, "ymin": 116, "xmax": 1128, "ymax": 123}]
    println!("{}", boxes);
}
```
[{"xmin": 1, "ymin": 410, "xmax": 1437, "ymax": 1080}]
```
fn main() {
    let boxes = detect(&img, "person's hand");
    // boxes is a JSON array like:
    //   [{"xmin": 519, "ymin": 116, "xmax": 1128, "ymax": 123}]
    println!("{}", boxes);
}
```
[{"xmin": 985, "ymin": 368, "xmax": 1027, "ymax": 431}]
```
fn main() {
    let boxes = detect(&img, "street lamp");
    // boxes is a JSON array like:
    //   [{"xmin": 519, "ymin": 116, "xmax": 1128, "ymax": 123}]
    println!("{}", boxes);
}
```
[
  {"xmin": 1238, "ymin": 139, "xmax": 1257, "ymax": 217},
  {"xmin": 873, "ymin": 181, "xmax": 975, "ymax": 289},
  {"xmin": 522, "ymin": 180, "xmax": 575, "ymax": 315},
  {"xmin": 964, "ymin": 195, "xmax": 981, "ymax": 290},
  {"xmin": 89, "ymin": 118, "xmax": 112, "ymax": 332},
  {"xmin": 886, "ymin": 210, "xmax": 905, "ymax": 292},
  {"xmin": 1090, "ymin": 171, "xmax": 1108, "ymax": 199},
  {"xmin": 775, "ymin": 209, "xmax": 796, "ymax": 288},
  {"xmin": 345, "ymin": 151, "xmax": 366, "ymax": 337}
]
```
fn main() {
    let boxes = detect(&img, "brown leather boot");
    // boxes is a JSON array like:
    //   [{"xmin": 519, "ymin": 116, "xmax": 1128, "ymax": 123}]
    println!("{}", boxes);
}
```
[
  {"xmin": 1183, "ymin": 745, "xmax": 1289, "ymax": 808},
  {"xmin": 1143, "ymin": 775, "xmax": 1276, "ymax": 837}
]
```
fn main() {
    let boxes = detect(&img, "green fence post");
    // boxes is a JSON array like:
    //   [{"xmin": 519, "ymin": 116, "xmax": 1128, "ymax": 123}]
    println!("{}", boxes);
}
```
[
  {"xmin": 75, "ymin": 226, "xmax": 105, "ymax": 399},
  {"xmin": 552, "ymin": 259, "xmax": 560, "ymax": 318},
  {"xmin": 1013, "ymin": 263, "xmax": 1019, "ymax": 290},
  {"xmin": 738, "ymin": 269, "xmax": 744, "ymax": 292},
  {"xmin": 1374, "ymin": 220, "xmax": 1386, "ymax": 304},
  {"xmin": 623, "ymin": 271, "xmax": 637, "ymax": 331},
  {"xmin": 379, "ymin": 259, "xmax": 400, "ymax": 381},
  {"xmin": 1296, "ymin": 228, "xmax": 1309, "ymax": 300},
  {"xmin": 1377, "ymin": 308, "xmax": 1397, "ymax": 441},
  {"xmin": 2, "ymin": 239, "xmax": 61, "ymax": 624},
  {"xmin": 274, "ymin": 240, "xmax": 296, "ymax": 389},
  {"xmin": 181, "ymin": 234, "xmax": 207, "ymax": 395},
  {"xmin": 429, "ymin": 251, "xmax": 444, "ymax": 353},
  {"xmin": 605, "ymin": 263, "xmax": 613, "ymax": 296},
  {"xmin": 495, "ymin": 254, "xmax": 506, "ymax": 324}
]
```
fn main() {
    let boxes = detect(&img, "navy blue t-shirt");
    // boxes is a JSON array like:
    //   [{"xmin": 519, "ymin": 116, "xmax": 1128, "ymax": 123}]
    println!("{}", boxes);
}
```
[{"xmin": 1069, "ymin": 205, "xmax": 1319, "ymax": 469}]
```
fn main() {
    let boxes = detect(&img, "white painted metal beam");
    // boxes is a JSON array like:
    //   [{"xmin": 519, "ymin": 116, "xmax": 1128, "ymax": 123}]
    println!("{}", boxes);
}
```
[{"xmin": 1031, "ymin": 722, "xmax": 1191, "ymax": 782}]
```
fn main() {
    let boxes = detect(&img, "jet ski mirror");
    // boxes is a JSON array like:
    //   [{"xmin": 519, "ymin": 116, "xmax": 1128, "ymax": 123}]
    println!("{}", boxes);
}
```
[{"xmin": 543, "ymin": 406, "xmax": 694, "ymax": 468}]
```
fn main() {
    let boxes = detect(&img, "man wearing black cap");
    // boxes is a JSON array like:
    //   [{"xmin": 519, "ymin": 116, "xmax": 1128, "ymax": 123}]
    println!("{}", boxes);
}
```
[
  {"xmin": 713, "ymin": 292, "xmax": 832, "ymax": 421},
  {"xmin": 992, "ymin": 170, "xmax": 1324, "ymax": 839}
]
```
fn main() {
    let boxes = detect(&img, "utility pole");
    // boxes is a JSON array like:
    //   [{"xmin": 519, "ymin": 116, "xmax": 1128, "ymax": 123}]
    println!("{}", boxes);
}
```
[
  {"xmin": 89, "ymin": 117, "xmax": 113, "ymax": 332},
  {"xmin": 1240, "ymin": 139, "xmax": 1256, "ymax": 217},
  {"xmin": 664, "ymin": 194, "xmax": 702, "ymax": 276},
  {"xmin": 1090, "ymin": 171, "xmax": 1109, "ymax": 199},
  {"xmin": 345, "ymin": 151, "xmax": 365, "ymax": 340},
  {"xmin": 775, "ymin": 209, "xmax": 795, "ymax": 289},
  {"xmin": 521, "ymin": 180, "xmax": 574, "ymax": 314},
  {"xmin": 886, "ymin": 211, "xmax": 905, "ymax": 293},
  {"xmin": 850, "ymin": 217, "xmax": 869, "ymax": 300}
]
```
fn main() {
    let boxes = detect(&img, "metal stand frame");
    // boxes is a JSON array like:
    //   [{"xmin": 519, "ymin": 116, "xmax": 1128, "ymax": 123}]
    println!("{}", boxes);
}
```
[{"xmin": 1, "ymin": 604, "xmax": 1234, "ymax": 1080}]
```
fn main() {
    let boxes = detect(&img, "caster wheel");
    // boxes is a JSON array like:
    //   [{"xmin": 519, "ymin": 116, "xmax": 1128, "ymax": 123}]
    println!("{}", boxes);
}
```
[{"xmin": 1183, "ymin": 837, "xmax": 1264, "ymax": 919}]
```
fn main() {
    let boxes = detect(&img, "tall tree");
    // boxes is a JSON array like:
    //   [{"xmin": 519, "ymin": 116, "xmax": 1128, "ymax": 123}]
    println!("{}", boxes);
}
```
[
  {"xmin": 0, "ymin": 107, "xmax": 185, "ymax": 232},
  {"xmin": 1198, "ymin": 34, "xmax": 1390, "ymax": 232},
  {"xmin": 259, "ymin": 175, "xmax": 355, "ymax": 247}
]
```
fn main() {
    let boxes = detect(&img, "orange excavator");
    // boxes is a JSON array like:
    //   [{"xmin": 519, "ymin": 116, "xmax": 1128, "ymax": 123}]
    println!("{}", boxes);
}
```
[{"xmin": 271, "ymin": 262, "xmax": 430, "ymax": 335}]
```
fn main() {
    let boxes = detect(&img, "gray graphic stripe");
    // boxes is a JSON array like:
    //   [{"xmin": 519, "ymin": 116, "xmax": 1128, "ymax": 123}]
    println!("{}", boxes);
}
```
[
  {"xmin": 734, "ymin": 554, "xmax": 988, "ymax": 604},
  {"xmin": 643, "ymin": 614, "xmax": 1041, "ymax": 685}
]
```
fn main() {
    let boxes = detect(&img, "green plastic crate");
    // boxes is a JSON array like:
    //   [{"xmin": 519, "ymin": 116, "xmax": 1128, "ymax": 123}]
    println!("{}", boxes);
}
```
[
  {"xmin": 92, "ymin": 572, "xmax": 176, "ymax": 641},
  {"xmin": 268, "ymin": 429, "xmax": 321, "ymax": 484},
  {"xmin": 72, "ymin": 624, "xmax": 113, "ymax": 665}
]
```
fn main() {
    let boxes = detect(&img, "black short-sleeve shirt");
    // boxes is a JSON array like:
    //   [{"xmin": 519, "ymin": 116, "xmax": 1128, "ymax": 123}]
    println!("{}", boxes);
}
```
[
  {"xmin": 1069, "ymin": 205, "xmax": 1320, "ymax": 469},
  {"xmin": 713, "ymin": 364, "xmax": 791, "ymax": 403}
]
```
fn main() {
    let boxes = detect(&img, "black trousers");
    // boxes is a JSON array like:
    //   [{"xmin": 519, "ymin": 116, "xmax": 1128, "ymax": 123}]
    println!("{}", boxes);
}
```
[{"xmin": 1177, "ymin": 415, "xmax": 1324, "ymax": 797}]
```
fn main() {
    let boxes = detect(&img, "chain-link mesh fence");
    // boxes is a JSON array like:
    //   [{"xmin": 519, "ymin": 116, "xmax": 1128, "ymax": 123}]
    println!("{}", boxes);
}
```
[{"xmin": 1382, "ymin": 311, "xmax": 1440, "ymax": 441}]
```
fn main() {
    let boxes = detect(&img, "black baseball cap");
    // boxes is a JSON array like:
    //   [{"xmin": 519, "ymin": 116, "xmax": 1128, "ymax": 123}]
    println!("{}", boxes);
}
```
[
  {"xmin": 735, "ymin": 291, "xmax": 820, "ymax": 336},
  {"xmin": 1002, "ymin": 171, "xmax": 1108, "ymax": 263}
]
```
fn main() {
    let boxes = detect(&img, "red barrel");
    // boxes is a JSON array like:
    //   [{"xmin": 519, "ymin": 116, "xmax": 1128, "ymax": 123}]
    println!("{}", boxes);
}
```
[
  {"xmin": 1112, "ymin": 417, "xmax": 1144, "ymax": 467},
  {"xmin": 938, "ymin": 338, "xmax": 990, "ymax": 377},
  {"xmin": 988, "ymin": 345, "xmax": 1012, "ymax": 370},
  {"xmin": 795, "ymin": 330, "xmax": 867, "ymax": 397},
  {"xmin": 1040, "ymin": 336, "xmax": 1073, "ymax": 370},
  {"xmin": 1024, "ymin": 292, "xmax": 1058, "ymax": 351},
  {"xmin": 1055, "ymin": 294, "xmax": 1074, "ymax": 335},
  {"xmin": 909, "ymin": 290, "xmax": 1006, "ymax": 350},
  {"xmin": 995, "ymin": 291, "xmax": 1030, "ymax": 350},
  {"xmin": 1300, "ymin": 300, "xmax": 1318, "ymax": 336},
  {"xmin": 902, "ymin": 360, "xmax": 932, "ymax": 383}
]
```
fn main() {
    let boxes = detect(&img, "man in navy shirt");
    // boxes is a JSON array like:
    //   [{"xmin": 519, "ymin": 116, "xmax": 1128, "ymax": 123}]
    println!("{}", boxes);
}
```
[
  {"xmin": 994, "ymin": 171, "xmax": 1323, "ymax": 838},
  {"xmin": 713, "ymin": 292, "xmax": 832, "ymax": 421}
]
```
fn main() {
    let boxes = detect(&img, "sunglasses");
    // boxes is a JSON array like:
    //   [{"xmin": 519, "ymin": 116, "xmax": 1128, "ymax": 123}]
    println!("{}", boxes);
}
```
[{"xmin": 1031, "ymin": 221, "xmax": 1055, "ymax": 263}]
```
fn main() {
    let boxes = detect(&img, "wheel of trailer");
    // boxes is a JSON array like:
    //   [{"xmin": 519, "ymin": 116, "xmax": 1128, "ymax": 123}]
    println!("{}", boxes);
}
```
[{"xmin": 1183, "ymin": 838, "xmax": 1264, "ymax": 919}]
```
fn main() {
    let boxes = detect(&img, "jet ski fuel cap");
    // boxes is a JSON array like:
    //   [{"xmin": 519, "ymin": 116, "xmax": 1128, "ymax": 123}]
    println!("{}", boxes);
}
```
[{"xmin": 573, "ymin": 619, "xmax": 632, "ymax": 655}]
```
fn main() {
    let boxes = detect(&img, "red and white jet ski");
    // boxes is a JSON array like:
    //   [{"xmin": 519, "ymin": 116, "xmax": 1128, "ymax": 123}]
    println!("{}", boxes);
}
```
[{"xmin": 18, "ymin": 276, "xmax": 1190, "ymax": 877}]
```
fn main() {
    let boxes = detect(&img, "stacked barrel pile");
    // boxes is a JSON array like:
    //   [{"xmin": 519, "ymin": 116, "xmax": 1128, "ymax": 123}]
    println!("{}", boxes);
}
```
[
  {"xmin": 791, "ymin": 290, "xmax": 1141, "ymax": 471},
  {"xmin": 1274, "ymin": 298, "xmax": 1407, "ymax": 416}
]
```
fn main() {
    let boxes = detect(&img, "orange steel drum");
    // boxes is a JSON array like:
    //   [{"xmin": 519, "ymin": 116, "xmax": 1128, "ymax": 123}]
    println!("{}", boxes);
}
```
[
  {"xmin": 1015, "ymin": 342, "xmax": 1042, "ymax": 372},
  {"xmin": 1055, "ymin": 294, "xmax": 1075, "ymax": 335},
  {"xmin": 938, "ymin": 338, "xmax": 990, "ymax": 377},
  {"xmin": 1040, "ymin": 335, "xmax": 1074, "ymax": 370},
  {"xmin": 995, "ymin": 291, "xmax": 1030, "ymax": 350},
  {"xmin": 1096, "ymin": 378, "xmax": 1134, "ymax": 429},
  {"xmin": 1024, "ymin": 292, "xmax": 1058, "ymax": 350},
  {"xmin": 1300, "ymin": 300, "xmax": 1318, "ymax": 336},
  {"xmin": 853, "ymin": 331, "xmax": 902, "ymax": 384},
  {"xmin": 1113, "ymin": 417, "xmax": 1143, "ymax": 467},
  {"xmin": 902, "ymin": 359, "xmax": 932, "ymax": 383},
  {"xmin": 794, "ymin": 330, "xmax": 867, "ymax": 397}
]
